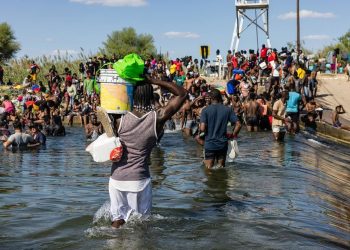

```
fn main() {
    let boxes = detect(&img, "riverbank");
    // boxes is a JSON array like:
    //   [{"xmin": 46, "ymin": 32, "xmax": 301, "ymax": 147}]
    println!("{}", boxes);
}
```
[
  {"xmin": 316, "ymin": 73, "xmax": 350, "ymax": 126},
  {"xmin": 307, "ymin": 73, "xmax": 350, "ymax": 145}
]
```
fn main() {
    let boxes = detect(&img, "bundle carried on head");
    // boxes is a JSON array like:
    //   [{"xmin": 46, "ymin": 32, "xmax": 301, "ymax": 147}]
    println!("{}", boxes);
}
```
[
  {"xmin": 113, "ymin": 53, "xmax": 145, "ymax": 84},
  {"xmin": 112, "ymin": 53, "xmax": 155, "ymax": 111}
]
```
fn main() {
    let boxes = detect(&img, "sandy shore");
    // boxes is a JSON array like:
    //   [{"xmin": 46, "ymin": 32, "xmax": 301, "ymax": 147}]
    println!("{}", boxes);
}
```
[{"xmin": 316, "ymin": 74, "xmax": 350, "ymax": 126}]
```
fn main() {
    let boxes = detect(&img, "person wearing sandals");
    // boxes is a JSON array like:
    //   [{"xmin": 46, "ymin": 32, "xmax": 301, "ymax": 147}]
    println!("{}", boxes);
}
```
[{"xmin": 100, "ymin": 75, "xmax": 187, "ymax": 228}]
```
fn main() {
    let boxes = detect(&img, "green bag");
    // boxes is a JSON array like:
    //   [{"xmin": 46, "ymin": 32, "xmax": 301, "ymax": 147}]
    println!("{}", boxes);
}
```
[{"xmin": 113, "ymin": 53, "xmax": 145, "ymax": 83}]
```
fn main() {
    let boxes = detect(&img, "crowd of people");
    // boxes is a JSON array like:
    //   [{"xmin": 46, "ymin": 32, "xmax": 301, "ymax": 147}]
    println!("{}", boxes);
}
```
[
  {"xmin": 1, "ymin": 45, "xmax": 350, "ymax": 230},
  {"xmin": 0, "ymin": 45, "xmax": 349, "ymax": 151},
  {"xmin": 0, "ymin": 55, "xmax": 118, "ymax": 148}
]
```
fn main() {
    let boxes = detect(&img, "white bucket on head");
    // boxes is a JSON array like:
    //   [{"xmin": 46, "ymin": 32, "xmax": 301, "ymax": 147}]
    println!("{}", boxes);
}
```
[{"xmin": 99, "ymin": 69, "xmax": 134, "ymax": 114}]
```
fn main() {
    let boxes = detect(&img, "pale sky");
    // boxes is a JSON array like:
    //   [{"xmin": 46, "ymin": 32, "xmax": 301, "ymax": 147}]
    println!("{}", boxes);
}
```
[{"xmin": 1, "ymin": 0, "xmax": 349, "ymax": 61}]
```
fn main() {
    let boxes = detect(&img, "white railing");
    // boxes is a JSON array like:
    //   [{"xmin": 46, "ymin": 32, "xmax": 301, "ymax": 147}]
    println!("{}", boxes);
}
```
[{"xmin": 235, "ymin": 0, "xmax": 269, "ymax": 5}]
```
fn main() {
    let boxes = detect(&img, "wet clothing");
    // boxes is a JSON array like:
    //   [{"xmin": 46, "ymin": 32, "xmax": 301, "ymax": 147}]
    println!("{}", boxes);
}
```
[
  {"xmin": 7, "ymin": 132, "xmax": 34, "ymax": 148},
  {"xmin": 246, "ymin": 116, "xmax": 258, "ymax": 126},
  {"xmin": 33, "ymin": 131, "xmax": 46, "ymax": 145},
  {"xmin": 109, "ymin": 177, "xmax": 152, "ymax": 222},
  {"xmin": 110, "ymin": 111, "xmax": 157, "ymax": 222},
  {"xmin": 184, "ymin": 119, "xmax": 196, "ymax": 129},
  {"xmin": 200, "ymin": 103, "xmax": 238, "ymax": 151},
  {"xmin": 0, "ymin": 127, "xmax": 10, "ymax": 141},
  {"xmin": 111, "ymin": 111, "xmax": 158, "ymax": 181},
  {"xmin": 164, "ymin": 119, "xmax": 175, "ymax": 130},
  {"xmin": 204, "ymin": 145, "xmax": 228, "ymax": 160},
  {"xmin": 272, "ymin": 125, "xmax": 286, "ymax": 133}
]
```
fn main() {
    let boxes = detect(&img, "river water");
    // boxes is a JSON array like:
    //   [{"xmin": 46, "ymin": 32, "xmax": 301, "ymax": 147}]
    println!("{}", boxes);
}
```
[{"xmin": 0, "ymin": 128, "xmax": 349, "ymax": 249}]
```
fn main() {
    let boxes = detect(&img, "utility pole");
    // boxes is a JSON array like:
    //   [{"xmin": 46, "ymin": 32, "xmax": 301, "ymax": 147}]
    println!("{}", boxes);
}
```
[{"xmin": 296, "ymin": 0, "xmax": 300, "ymax": 63}]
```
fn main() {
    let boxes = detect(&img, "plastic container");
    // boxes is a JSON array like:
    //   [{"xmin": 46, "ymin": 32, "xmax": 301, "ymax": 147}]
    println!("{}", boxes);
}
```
[
  {"xmin": 99, "ymin": 69, "xmax": 134, "ymax": 114},
  {"xmin": 86, "ymin": 133, "xmax": 122, "ymax": 163}
]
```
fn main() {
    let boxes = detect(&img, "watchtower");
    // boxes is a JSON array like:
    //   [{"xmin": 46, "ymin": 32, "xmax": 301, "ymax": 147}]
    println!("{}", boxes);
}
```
[{"xmin": 230, "ymin": 0, "xmax": 271, "ymax": 52}]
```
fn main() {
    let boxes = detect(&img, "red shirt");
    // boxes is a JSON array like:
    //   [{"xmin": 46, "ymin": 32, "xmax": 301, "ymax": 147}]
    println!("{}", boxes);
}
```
[
  {"xmin": 231, "ymin": 56, "xmax": 238, "ymax": 69},
  {"xmin": 66, "ymin": 75, "xmax": 72, "ymax": 82},
  {"xmin": 175, "ymin": 61, "xmax": 182, "ymax": 71},
  {"xmin": 261, "ymin": 48, "xmax": 268, "ymax": 58},
  {"xmin": 241, "ymin": 61, "xmax": 249, "ymax": 71},
  {"xmin": 268, "ymin": 52, "xmax": 276, "ymax": 62}
]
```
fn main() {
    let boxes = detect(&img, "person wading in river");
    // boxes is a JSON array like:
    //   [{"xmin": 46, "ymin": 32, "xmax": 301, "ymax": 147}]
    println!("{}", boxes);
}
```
[
  {"xmin": 272, "ymin": 90, "xmax": 290, "ymax": 141},
  {"xmin": 102, "ymin": 75, "xmax": 186, "ymax": 228},
  {"xmin": 3, "ymin": 121, "xmax": 39, "ymax": 149},
  {"xmin": 181, "ymin": 96, "xmax": 197, "ymax": 136},
  {"xmin": 196, "ymin": 89, "xmax": 241, "ymax": 169},
  {"xmin": 244, "ymin": 92, "xmax": 260, "ymax": 132}
]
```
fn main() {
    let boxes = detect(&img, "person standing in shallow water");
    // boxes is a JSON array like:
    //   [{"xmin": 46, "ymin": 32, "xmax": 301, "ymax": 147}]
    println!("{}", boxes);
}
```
[
  {"xmin": 196, "ymin": 89, "xmax": 241, "ymax": 169},
  {"xmin": 105, "ymin": 75, "xmax": 187, "ymax": 228},
  {"xmin": 272, "ymin": 90, "xmax": 290, "ymax": 141}
]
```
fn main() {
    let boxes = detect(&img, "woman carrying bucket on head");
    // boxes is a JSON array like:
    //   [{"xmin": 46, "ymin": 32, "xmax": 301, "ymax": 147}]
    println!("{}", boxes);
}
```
[{"xmin": 98, "ymin": 54, "xmax": 187, "ymax": 228}]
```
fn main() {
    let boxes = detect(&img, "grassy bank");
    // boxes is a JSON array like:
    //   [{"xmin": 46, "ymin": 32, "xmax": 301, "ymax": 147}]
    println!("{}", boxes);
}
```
[{"xmin": 2, "ymin": 50, "xmax": 89, "ymax": 85}]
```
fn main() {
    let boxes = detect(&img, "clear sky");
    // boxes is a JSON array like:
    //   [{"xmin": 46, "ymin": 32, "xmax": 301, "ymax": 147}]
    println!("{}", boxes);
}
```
[{"xmin": 1, "ymin": 0, "xmax": 349, "ymax": 61}]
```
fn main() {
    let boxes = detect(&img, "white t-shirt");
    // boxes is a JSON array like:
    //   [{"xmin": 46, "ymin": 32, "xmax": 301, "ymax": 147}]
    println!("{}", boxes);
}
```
[
  {"xmin": 215, "ymin": 55, "xmax": 223, "ymax": 66},
  {"xmin": 7, "ymin": 132, "xmax": 34, "ymax": 147},
  {"xmin": 272, "ymin": 62, "xmax": 280, "ymax": 77},
  {"xmin": 0, "ymin": 107, "xmax": 5, "ymax": 114},
  {"xmin": 67, "ymin": 84, "xmax": 77, "ymax": 97}
]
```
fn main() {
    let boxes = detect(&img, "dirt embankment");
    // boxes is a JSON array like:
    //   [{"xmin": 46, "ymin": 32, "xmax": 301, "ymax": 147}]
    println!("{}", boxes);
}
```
[{"xmin": 316, "ymin": 74, "xmax": 350, "ymax": 126}]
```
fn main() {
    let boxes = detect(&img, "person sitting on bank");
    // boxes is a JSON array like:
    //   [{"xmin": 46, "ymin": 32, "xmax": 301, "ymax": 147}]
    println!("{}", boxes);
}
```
[
  {"xmin": 305, "ymin": 100, "xmax": 323, "ymax": 121},
  {"xmin": 3, "ymin": 122, "xmax": 39, "ymax": 149},
  {"xmin": 332, "ymin": 105, "xmax": 350, "ymax": 131},
  {"xmin": 67, "ymin": 99, "xmax": 83, "ymax": 126}
]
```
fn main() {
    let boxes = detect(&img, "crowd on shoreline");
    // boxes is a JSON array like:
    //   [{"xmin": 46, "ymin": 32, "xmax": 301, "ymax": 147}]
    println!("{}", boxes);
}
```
[{"xmin": 1, "ymin": 45, "xmax": 350, "ymax": 150}]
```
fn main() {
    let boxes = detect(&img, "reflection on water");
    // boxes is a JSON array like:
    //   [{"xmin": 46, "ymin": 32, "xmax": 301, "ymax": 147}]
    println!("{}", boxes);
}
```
[{"xmin": 0, "ymin": 128, "xmax": 349, "ymax": 249}]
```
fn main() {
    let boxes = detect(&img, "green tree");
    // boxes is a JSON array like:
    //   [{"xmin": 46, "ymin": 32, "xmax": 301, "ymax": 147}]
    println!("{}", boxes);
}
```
[
  {"xmin": 0, "ymin": 22, "xmax": 20, "ymax": 63},
  {"xmin": 317, "ymin": 30, "xmax": 350, "ymax": 59},
  {"xmin": 338, "ymin": 30, "xmax": 350, "ymax": 52},
  {"xmin": 101, "ymin": 27, "xmax": 156, "ymax": 60}
]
